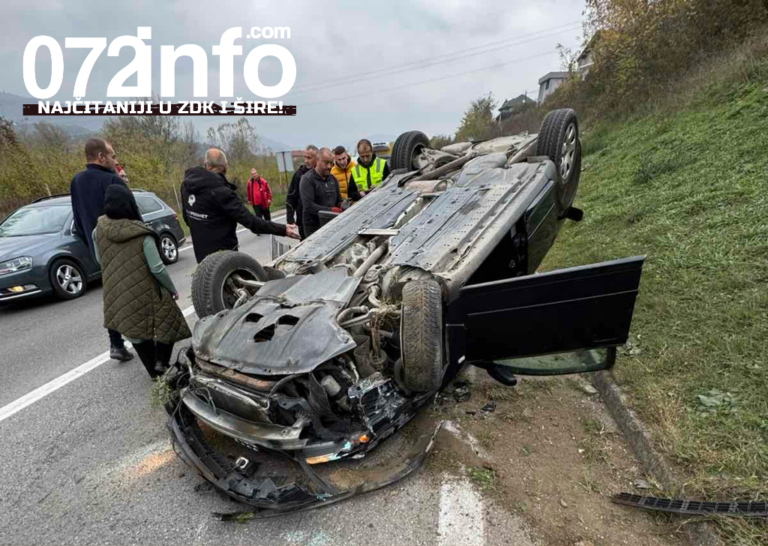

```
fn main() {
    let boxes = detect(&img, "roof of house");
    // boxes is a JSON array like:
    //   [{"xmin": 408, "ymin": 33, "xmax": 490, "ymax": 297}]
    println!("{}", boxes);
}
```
[
  {"xmin": 499, "ymin": 94, "xmax": 535, "ymax": 111},
  {"xmin": 538, "ymin": 71, "xmax": 570, "ymax": 85},
  {"xmin": 577, "ymin": 31, "xmax": 603, "ymax": 62}
]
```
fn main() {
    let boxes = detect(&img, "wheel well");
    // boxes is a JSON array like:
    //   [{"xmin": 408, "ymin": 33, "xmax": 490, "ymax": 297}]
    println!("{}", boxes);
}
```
[
  {"xmin": 48, "ymin": 254, "xmax": 84, "ymax": 274},
  {"xmin": 159, "ymin": 231, "xmax": 177, "ymax": 242}
]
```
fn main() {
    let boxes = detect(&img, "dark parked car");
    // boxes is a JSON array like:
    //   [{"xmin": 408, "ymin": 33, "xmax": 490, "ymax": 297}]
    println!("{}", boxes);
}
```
[{"xmin": 0, "ymin": 191, "xmax": 186, "ymax": 303}]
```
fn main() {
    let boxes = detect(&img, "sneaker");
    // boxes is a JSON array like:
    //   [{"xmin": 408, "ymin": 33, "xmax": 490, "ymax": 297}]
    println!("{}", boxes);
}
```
[{"xmin": 110, "ymin": 346, "xmax": 134, "ymax": 362}]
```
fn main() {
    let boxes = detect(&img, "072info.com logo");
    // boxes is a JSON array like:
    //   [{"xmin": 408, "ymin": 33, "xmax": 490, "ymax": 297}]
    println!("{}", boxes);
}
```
[{"xmin": 22, "ymin": 27, "xmax": 297, "ymax": 117}]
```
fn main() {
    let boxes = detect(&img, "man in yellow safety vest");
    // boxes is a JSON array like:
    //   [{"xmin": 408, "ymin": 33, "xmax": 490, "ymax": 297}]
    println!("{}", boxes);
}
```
[{"xmin": 351, "ymin": 139, "xmax": 391, "ymax": 193}]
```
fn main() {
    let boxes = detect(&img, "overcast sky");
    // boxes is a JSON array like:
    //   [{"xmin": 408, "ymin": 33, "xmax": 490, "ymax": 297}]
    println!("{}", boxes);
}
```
[{"xmin": 1, "ymin": 0, "xmax": 587, "ymax": 149}]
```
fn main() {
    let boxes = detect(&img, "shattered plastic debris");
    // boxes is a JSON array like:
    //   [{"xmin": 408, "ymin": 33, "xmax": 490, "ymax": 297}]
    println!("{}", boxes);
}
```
[
  {"xmin": 452, "ymin": 380, "xmax": 471, "ymax": 403},
  {"xmin": 633, "ymin": 479, "xmax": 652, "ymax": 490},
  {"xmin": 481, "ymin": 401, "xmax": 497, "ymax": 413}
]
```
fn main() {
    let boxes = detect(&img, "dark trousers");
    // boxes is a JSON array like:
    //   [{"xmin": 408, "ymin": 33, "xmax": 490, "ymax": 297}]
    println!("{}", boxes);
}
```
[
  {"xmin": 252, "ymin": 205, "xmax": 271, "ymax": 221},
  {"xmin": 108, "ymin": 328, "xmax": 125, "ymax": 349},
  {"xmin": 304, "ymin": 225, "xmax": 319, "ymax": 238},
  {"xmin": 132, "ymin": 340, "xmax": 175, "ymax": 378}
]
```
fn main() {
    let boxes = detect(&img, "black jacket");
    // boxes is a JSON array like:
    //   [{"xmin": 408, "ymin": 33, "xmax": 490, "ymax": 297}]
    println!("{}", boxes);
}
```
[
  {"xmin": 286, "ymin": 164, "xmax": 309, "ymax": 225},
  {"xmin": 181, "ymin": 166, "xmax": 286, "ymax": 263},
  {"xmin": 70, "ymin": 164, "xmax": 128, "ymax": 252},
  {"xmin": 300, "ymin": 169, "xmax": 342, "ymax": 229}
]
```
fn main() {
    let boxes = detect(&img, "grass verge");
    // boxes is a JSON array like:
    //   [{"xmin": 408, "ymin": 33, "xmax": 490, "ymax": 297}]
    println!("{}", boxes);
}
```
[{"xmin": 541, "ymin": 75, "xmax": 768, "ymax": 544}]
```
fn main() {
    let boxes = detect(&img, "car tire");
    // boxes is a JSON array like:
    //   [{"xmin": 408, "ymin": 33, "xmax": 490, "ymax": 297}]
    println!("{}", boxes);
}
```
[
  {"xmin": 49, "ymin": 259, "xmax": 87, "ymax": 300},
  {"xmin": 191, "ymin": 251, "xmax": 268, "ymax": 319},
  {"xmin": 400, "ymin": 278, "xmax": 444, "ymax": 392},
  {"xmin": 391, "ymin": 131, "xmax": 430, "ymax": 171},
  {"xmin": 159, "ymin": 233, "xmax": 179, "ymax": 265},
  {"xmin": 536, "ymin": 108, "xmax": 582, "ymax": 213}
]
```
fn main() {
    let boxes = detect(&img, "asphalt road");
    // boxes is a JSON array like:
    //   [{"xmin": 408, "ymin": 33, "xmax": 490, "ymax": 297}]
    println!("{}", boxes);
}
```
[{"xmin": 0, "ymin": 220, "xmax": 531, "ymax": 546}]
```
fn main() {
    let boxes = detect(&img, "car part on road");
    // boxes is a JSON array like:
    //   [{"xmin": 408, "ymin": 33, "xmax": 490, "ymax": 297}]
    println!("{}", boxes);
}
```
[
  {"xmin": 49, "ymin": 259, "xmax": 86, "ymax": 300},
  {"xmin": 159, "ymin": 234, "xmax": 179, "ymax": 265},
  {"xmin": 191, "ymin": 251, "xmax": 268, "ymax": 318},
  {"xmin": 613, "ymin": 492, "xmax": 768, "ymax": 517}
]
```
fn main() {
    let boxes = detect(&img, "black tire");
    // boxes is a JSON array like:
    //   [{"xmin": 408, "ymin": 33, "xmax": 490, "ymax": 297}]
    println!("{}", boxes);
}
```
[
  {"xmin": 391, "ymin": 131, "xmax": 430, "ymax": 171},
  {"xmin": 159, "ymin": 233, "xmax": 179, "ymax": 265},
  {"xmin": 49, "ymin": 258, "xmax": 87, "ymax": 300},
  {"xmin": 536, "ymin": 109, "xmax": 581, "ymax": 212},
  {"xmin": 191, "ymin": 251, "xmax": 268, "ymax": 318},
  {"xmin": 400, "ymin": 278, "xmax": 444, "ymax": 392}
]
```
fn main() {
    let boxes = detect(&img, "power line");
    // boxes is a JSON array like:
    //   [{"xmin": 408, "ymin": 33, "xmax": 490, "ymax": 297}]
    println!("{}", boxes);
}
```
[
  {"xmin": 297, "ymin": 50, "xmax": 556, "ymax": 109},
  {"xmin": 290, "ymin": 21, "xmax": 581, "ymax": 94}
]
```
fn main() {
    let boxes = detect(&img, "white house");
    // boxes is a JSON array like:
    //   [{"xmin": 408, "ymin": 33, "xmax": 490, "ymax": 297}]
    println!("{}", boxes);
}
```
[{"xmin": 537, "ymin": 72, "xmax": 569, "ymax": 104}]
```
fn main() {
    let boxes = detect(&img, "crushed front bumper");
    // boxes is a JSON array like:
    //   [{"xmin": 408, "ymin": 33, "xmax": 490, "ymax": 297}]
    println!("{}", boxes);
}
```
[{"xmin": 168, "ymin": 401, "xmax": 442, "ymax": 515}]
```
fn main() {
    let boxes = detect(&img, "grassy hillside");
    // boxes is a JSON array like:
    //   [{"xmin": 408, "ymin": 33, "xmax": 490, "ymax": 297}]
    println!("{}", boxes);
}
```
[{"xmin": 541, "ymin": 79, "xmax": 768, "ymax": 543}]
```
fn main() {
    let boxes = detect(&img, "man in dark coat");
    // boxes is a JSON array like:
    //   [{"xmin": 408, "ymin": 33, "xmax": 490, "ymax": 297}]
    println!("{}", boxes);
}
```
[
  {"xmin": 285, "ymin": 145, "xmax": 318, "ymax": 240},
  {"xmin": 70, "ymin": 137, "xmax": 133, "ymax": 362},
  {"xmin": 181, "ymin": 149, "xmax": 299, "ymax": 264},
  {"xmin": 300, "ymin": 147, "xmax": 342, "ymax": 238}
]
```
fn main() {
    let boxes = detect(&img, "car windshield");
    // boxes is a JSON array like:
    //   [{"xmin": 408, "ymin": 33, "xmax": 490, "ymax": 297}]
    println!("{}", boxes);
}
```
[{"xmin": 0, "ymin": 205, "xmax": 71, "ymax": 237}]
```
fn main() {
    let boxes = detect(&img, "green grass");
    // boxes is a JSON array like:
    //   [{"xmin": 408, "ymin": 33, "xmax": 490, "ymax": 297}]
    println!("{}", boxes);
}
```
[{"xmin": 541, "ymin": 79, "xmax": 768, "ymax": 544}]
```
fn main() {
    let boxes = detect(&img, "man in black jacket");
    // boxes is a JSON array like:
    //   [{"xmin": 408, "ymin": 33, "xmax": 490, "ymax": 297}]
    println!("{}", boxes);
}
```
[
  {"xmin": 181, "ymin": 149, "xmax": 298, "ymax": 264},
  {"xmin": 300, "ymin": 147, "xmax": 342, "ymax": 238},
  {"xmin": 70, "ymin": 137, "xmax": 133, "ymax": 362},
  {"xmin": 286, "ymin": 144, "xmax": 318, "ymax": 240}
]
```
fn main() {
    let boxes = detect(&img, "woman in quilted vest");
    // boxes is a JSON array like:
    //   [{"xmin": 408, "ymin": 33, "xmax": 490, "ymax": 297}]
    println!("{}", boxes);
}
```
[{"xmin": 93, "ymin": 185, "xmax": 191, "ymax": 379}]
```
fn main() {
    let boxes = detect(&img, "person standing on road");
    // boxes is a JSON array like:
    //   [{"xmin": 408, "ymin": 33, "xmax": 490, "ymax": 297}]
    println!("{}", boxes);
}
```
[
  {"xmin": 300, "ymin": 147, "xmax": 342, "ymax": 238},
  {"xmin": 70, "ymin": 137, "xmax": 134, "ymax": 363},
  {"xmin": 286, "ymin": 145, "xmax": 318, "ymax": 240},
  {"xmin": 351, "ymin": 139, "xmax": 390, "ymax": 193},
  {"xmin": 92, "ymin": 185, "xmax": 191, "ymax": 379},
  {"xmin": 331, "ymin": 146, "xmax": 361, "ymax": 201},
  {"xmin": 246, "ymin": 168, "xmax": 273, "ymax": 221},
  {"xmin": 181, "ymin": 149, "xmax": 298, "ymax": 264}
]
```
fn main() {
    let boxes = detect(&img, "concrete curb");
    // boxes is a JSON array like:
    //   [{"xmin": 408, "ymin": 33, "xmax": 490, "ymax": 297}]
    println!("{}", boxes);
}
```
[{"xmin": 592, "ymin": 370, "xmax": 721, "ymax": 546}]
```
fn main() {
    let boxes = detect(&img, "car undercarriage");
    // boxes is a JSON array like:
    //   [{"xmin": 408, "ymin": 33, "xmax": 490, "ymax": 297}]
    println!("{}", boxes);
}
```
[{"xmin": 161, "ymin": 109, "xmax": 646, "ymax": 514}]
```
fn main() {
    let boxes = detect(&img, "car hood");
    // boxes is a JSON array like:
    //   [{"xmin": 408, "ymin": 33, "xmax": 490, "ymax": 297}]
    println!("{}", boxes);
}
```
[
  {"xmin": 0, "ymin": 235, "xmax": 59, "ymax": 262},
  {"xmin": 192, "ymin": 267, "xmax": 361, "ymax": 376}
]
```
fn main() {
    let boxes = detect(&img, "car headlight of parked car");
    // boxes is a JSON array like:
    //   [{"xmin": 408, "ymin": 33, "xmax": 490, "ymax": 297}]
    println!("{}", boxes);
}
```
[{"xmin": 0, "ymin": 256, "xmax": 34, "ymax": 276}]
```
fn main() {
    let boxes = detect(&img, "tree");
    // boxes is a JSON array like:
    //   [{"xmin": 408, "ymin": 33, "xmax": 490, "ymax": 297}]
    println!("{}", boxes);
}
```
[
  {"xmin": 455, "ymin": 92, "xmax": 498, "ymax": 142},
  {"xmin": 205, "ymin": 118, "xmax": 263, "ymax": 164},
  {"xmin": 430, "ymin": 134, "xmax": 453, "ymax": 149}
]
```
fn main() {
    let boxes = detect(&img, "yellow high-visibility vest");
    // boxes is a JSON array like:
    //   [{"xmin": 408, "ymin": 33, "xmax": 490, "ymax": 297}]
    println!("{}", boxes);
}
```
[{"xmin": 351, "ymin": 158, "xmax": 386, "ymax": 191}]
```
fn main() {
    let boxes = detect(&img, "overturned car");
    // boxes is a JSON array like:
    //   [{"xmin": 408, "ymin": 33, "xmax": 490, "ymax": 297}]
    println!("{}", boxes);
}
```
[{"xmin": 162, "ymin": 109, "xmax": 645, "ymax": 514}]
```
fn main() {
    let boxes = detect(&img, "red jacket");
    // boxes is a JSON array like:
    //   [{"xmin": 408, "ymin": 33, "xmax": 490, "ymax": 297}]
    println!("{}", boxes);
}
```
[{"xmin": 247, "ymin": 176, "xmax": 272, "ymax": 208}]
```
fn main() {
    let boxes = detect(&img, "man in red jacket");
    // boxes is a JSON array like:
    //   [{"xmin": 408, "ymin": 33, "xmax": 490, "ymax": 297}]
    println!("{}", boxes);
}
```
[{"xmin": 246, "ymin": 168, "xmax": 273, "ymax": 221}]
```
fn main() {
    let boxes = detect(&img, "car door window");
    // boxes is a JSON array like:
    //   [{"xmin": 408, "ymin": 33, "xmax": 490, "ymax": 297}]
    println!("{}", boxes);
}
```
[{"xmin": 135, "ymin": 195, "xmax": 163, "ymax": 216}]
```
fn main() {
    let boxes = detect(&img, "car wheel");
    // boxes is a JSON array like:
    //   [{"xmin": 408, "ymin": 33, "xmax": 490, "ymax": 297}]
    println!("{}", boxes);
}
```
[
  {"xmin": 391, "ymin": 131, "xmax": 430, "ymax": 171},
  {"xmin": 191, "ymin": 251, "xmax": 268, "ymax": 318},
  {"xmin": 49, "ymin": 259, "xmax": 87, "ymax": 300},
  {"xmin": 159, "ymin": 234, "xmax": 179, "ymax": 265},
  {"xmin": 400, "ymin": 278, "xmax": 444, "ymax": 392},
  {"xmin": 536, "ymin": 108, "xmax": 582, "ymax": 213}
]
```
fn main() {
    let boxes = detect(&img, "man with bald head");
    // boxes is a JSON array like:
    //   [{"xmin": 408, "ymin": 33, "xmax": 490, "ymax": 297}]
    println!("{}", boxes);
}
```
[
  {"xmin": 299, "ymin": 147, "xmax": 342, "ymax": 238},
  {"xmin": 181, "ymin": 148, "xmax": 298, "ymax": 263}
]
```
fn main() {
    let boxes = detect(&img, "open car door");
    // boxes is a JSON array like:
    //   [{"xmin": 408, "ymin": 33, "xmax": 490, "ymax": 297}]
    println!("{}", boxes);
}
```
[{"xmin": 448, "ymin": 256, "xmax": 644, "ymax": 378}]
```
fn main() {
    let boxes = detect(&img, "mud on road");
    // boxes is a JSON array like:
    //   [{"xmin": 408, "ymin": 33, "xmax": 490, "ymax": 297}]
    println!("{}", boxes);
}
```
[{"xmin": 426, "ymin": 368, "xmax": 686, "ymax": 546}]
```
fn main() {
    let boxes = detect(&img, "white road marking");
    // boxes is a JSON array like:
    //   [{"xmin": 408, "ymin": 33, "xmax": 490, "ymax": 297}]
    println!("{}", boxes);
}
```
[
  {"xmin": 439, "ymin": 473, "xmax": 485, "ymax": 546},
  {"xmin": 0, "ymin": 304, "xmax": 197, "ymax": 424},
  {"xmin": 1, "ymin": 210, "xmax": 281, "ymax": 422}
]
